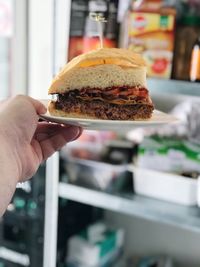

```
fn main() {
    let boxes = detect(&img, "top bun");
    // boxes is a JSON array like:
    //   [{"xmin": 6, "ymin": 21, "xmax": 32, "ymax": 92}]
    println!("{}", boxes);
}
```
[{"xmin": 48, "ymin": 48, "xmax": 147, "ymax": 94}]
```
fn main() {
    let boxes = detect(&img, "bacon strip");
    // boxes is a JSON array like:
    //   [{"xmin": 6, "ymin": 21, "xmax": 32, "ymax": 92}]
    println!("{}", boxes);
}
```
[{"xmin": 63, "ymin": 86, "xmax": 150, "ymax": 105}]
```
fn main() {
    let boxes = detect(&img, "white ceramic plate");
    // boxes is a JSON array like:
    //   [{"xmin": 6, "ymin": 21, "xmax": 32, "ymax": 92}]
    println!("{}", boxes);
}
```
[{"xmin": 39, "ymin": 100, "xmax": 179, "ymax": 132}]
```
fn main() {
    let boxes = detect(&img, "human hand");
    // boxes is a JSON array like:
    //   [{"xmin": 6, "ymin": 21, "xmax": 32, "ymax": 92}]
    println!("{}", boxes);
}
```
[{"xmin": 0, "ymin": 95, "xmax": 82, "ymax": 182}]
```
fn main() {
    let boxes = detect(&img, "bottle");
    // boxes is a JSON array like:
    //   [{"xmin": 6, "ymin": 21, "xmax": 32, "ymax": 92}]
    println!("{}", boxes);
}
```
[
  {"xmin": 190, "ymin": 36, "xmax": 200, "ymax": 82},
  {"xmin": 172, "ymin": 16, "xmax": 200, "ymax": 81}
]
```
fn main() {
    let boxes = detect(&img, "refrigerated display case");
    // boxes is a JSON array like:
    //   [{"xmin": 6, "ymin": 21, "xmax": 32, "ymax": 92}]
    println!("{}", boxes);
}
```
[
  {"xmin": 1, "ymin": 0, "xmax": 200, "ymax": 267},
  {"xmin": 43, "ymin": 1, "xmax": 200, "ymax": 267}
]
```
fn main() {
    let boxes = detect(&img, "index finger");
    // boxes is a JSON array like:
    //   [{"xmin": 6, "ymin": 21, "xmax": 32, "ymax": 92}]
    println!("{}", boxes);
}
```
[{"xmin": 25, "ymin": 96, "xmax": 47, "ymax": 115}]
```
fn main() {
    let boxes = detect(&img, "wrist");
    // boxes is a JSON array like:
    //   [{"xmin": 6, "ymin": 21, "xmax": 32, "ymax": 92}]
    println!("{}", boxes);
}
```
[{"xmin": 0, "ymin": 120, "xmax": 21, "ymax": 185}]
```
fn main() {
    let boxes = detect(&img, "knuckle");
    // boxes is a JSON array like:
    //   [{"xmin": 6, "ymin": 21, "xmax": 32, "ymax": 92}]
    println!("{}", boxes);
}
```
[
  {"xmin": 14, "ymin": 94, "xmax": 28, "ymax": 102},
  {"xmin": 14, "ymin": 95, "xmax": 33, "ymax": 106}
]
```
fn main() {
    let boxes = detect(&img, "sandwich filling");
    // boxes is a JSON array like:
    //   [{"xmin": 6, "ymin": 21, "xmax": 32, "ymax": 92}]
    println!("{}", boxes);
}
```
[{"xmin": 51, "ymin": 86, "xmax": 154, "ymax": 120}]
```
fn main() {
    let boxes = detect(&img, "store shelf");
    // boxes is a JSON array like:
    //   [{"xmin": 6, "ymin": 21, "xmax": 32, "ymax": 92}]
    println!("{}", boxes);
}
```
[
  {"xmin": 148, "ymin": 78, "xmax": 200, "ymax": 97},
  {"xmin": 59, "ymin": 182, "xmax": 200, "ymax": 233}
]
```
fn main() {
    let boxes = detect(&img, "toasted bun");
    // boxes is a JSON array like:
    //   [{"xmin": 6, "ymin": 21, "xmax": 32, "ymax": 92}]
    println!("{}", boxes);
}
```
[{"xmin": 48, "ymin": 48, "xmax": 147, "ymax": 94}]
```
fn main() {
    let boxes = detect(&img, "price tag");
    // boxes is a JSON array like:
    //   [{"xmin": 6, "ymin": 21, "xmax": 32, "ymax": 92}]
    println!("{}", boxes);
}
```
[{"xmin": 0, "ymin": 0, "xmax": 13, "ymax": 37}]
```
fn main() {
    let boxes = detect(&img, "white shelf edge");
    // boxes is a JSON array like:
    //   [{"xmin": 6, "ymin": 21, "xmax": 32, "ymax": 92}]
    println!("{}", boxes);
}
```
[{"xmin": 59, "ymin": 182, "xmax": 200, "ymax": 233}]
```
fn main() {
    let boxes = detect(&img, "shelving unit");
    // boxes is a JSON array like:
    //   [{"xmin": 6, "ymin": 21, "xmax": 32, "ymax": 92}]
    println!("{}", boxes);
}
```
[
  {"xmin": 43, "ymin": 82, "xmax": 200, "ymax": 267},
  {"xmin": 59, "ymin": 183, "xmax": 200, "ymax": 233}
]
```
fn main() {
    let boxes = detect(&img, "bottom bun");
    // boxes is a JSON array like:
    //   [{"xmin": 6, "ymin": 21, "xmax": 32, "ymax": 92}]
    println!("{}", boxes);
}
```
[{"xmin": 48, "ymin": 100, "xmax": 154, "ymax": 121}]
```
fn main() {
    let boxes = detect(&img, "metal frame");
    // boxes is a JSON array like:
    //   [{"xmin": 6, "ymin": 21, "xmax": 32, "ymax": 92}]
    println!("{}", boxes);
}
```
[
  {"xmin": 43, "ymin": 153, "xmax": 59, "ymax": 267},
  {"xmin": 26, "ymin": 1, "xmax": 57, "ymax": 266},
  {"xmin": 42, "ymin": 1, "xmax": 72, "ymax": 267}
]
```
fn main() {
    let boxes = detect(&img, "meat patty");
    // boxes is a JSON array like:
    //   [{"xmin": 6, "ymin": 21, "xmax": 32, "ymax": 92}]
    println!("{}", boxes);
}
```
[{"xmin": 55, "ymin": 95, "xmax": 154, "ymax": 120}]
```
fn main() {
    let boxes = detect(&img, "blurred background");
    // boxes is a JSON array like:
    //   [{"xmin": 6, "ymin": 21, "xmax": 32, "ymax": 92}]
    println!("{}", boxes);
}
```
[{"xmin": 1, "ymin": 0, "xmax": 200, "ymax": 267}]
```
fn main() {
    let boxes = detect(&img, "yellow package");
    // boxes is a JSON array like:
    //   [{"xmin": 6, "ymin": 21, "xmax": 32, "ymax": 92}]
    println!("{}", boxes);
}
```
[{"xmin": 126, "ymin": 10, "xmax": 176, "ymax": 78}]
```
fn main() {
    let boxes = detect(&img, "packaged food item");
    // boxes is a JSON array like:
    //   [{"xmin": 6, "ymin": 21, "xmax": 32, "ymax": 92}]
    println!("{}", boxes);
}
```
[
  {"xmin": 61, "ymin": 130, "xmax": 116, "ymax": 161},
  {"xmin": 172, "ymin": 16, "xmax": 200, "ymax": 81},
  {"xmin": 69, "ymin": 0, "xmax": 88, "ymax": 37},
  {"xmin": 136, "ymin": 136, "xmax": 200, "ymax": 174},
  {"xmin": 68, "ymin": 36, "xmax": 116, "ymax": 61},
  {"xmin": 64, "ymin": 157, "xmax": 129, "ymax": 192},
  {"xmin": 68, "ymin": 0, "xmax": 119, "ymax": 61},
  {"xmin": 190, "ymin": 35, "xmax": 200, "ymax": 82},
  {"xmin": 120, "ymin": 0, "xmax": 176, "ymax": 79},
  {"xmin": 66, "ymin": 222, "xmax": 124, "ymax": 267},
  {"xmin": 131, "ymin": 165, "xmax": 198, "ymax": 205}
]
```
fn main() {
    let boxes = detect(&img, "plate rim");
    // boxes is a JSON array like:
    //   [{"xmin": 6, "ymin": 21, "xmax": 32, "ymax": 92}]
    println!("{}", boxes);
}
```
[
  {"xmin": 39, "ymin": 99, "xmax": 179, "ymax": 127},
  {"xmin": 40, "ymin": 110, "xmax": 178, "ymax": 125}
]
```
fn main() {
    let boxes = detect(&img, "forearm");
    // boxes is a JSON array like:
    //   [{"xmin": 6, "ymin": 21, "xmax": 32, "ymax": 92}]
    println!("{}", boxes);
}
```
[{"xmin": 0, "ymin": 133, "xmax": 18, "ymax": 216}]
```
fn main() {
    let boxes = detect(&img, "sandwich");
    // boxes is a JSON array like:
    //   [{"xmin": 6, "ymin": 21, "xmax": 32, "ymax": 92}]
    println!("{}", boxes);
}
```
[{"xmin": 48, "ymin": 48, "xmax": 154, "ymax": 120}]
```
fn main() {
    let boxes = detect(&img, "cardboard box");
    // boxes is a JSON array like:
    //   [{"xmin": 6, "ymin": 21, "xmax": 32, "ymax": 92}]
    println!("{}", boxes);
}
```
[
  {"xmin": 137, "ymin": 136, "xmax": 200, "ymax": 174},
  {"xmin": 122, "ymin": 8, "xmax": 176, "ymax": 78},
  {"xmin": 67, "ymin": 222, "xmax": 124, "ymax": 267}
]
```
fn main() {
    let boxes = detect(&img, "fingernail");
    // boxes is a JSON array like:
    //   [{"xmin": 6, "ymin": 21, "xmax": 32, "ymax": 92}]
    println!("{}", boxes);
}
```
[
  {"xmin": 71, "ymin": 127, "xmax": 83, "ymax": 141},
  {"xmin": 76, "ymin": 127, "xmax": 83, "ymax": 139}
]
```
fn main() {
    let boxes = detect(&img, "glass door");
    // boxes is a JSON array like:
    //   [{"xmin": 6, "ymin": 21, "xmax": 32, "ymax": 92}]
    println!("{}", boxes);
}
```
[
  {"xmin": 0, "ymin": 0, "xmax": 27, "ymax": 100},
  {"xmin": 0, "ymin": 0, "xmax": 13, "ymax": 98},
  {"xmin": 0, "ymin": 38, "xmax": 10, "ymax": 98}
]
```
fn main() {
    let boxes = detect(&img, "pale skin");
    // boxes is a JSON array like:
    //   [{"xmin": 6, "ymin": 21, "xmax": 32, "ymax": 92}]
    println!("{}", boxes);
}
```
[{"xmin": 0, "ymin": 95, "xmax": 82, "ymax": 216}]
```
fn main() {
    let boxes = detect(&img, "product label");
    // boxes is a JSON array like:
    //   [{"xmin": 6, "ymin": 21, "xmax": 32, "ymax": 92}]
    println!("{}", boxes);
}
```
[
  {"xmin": 128, "ymin": 12, "xmax": 174, "ymax": 36},
  {"xmin": 127, "ymin": 11, "xmax": 175, "ymax": 78},
  {"xmin": 138, "ymin": 137, "xmax": 200, "ymax": 173}
]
